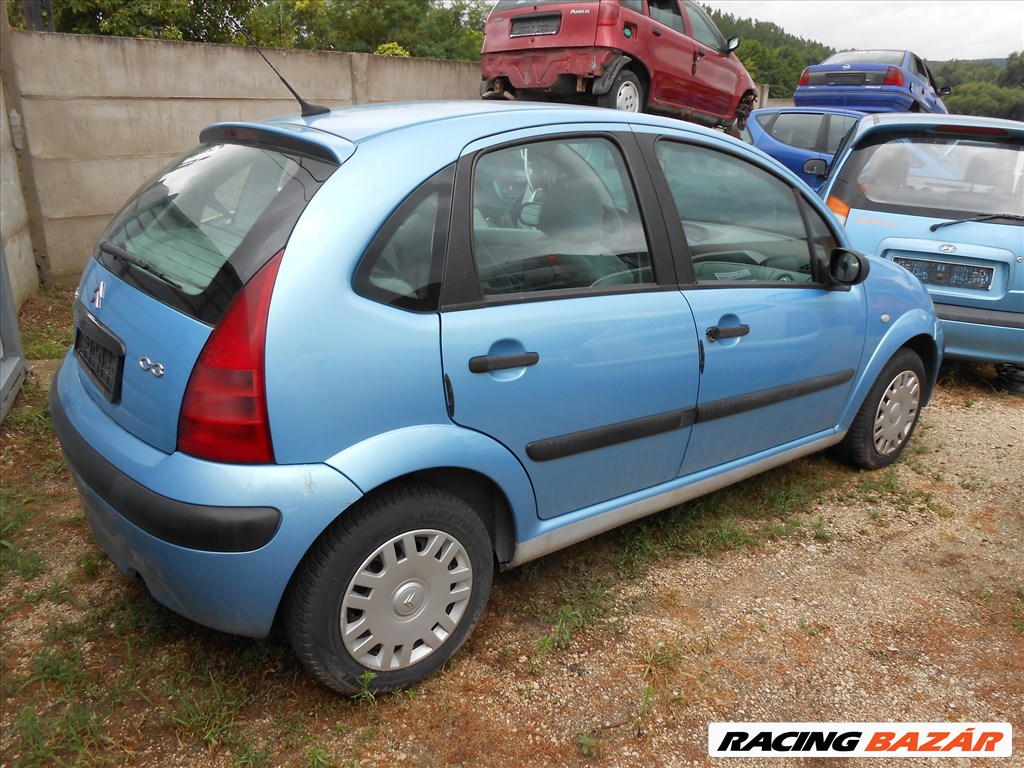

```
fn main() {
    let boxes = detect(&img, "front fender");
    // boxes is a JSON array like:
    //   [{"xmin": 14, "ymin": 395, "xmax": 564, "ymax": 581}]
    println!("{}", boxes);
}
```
[
  {"xmin": 326, "ymin": 424, "xmax": 538, "ymax": 526},
  {"xmin": 839, "ymin": 259, "xmax": 944, "ymax": 427}
]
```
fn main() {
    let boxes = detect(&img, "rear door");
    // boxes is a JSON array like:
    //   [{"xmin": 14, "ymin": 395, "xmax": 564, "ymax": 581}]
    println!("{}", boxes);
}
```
[
  {"xmin": 440, "ymin": 128, "xmax": 699, "ymax": 519},
  {"xmin": 644, "ymin": 0, "xmax": 697, "ymax": 109},
  {"xmin": 638, "ymin": 130, "xmax": 868, "ymax": 475},
  {"xmin": 679, "ymin": 0, "xmax": 741, "ymax": 118}
]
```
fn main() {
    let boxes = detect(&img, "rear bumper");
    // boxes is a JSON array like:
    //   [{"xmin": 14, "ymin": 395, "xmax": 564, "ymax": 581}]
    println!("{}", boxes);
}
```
[
  {"xmin": 933, "ymin": 303, "xmax": 1024, "ymax": 364},
  {"xmin": 481, "ymin": 47, "xmax": 619, "ymax": 92},
  {"xmin": 50, "ymin": 353, "xmax": 363, "ymax": 637},
  {"xmin": 794, "ymin": 86, "xmax": 916, "ymax": 113}
]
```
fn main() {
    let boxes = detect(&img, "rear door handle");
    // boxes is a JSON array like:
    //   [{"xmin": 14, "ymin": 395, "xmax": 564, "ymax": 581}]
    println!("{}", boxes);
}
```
[
  {"xmin": 706, "ymin": 325, "xmax": 749, "ymax": 342},
  {"xmin": 469, "ymin": 352, "xmax": 540, "ymax": 373}
]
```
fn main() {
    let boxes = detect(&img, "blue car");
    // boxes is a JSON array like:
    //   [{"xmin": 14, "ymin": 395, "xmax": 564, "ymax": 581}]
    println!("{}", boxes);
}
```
[
  {"xmin": 795, "ymin": 50, "xmax": 951, "ymax": 114},
  {"xmin": 818, "ymin": 113, "xmax": 1023, "ymax": 369},
  {"xmin": 744, "ymin": 107, "xmax": 865, "ymax": 188},
  {"xmin": 50, "ymin": 101, "xmax": 943, "ymax": 695}
]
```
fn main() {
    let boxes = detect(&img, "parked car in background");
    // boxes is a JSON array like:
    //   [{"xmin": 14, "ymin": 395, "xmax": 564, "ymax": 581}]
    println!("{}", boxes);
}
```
[
  {"xmin": 51, "ymin": 100, "xmax": 943, "ymax": 697},
  {"xmin": 815, "ymin": 113, "xmax": 1022, "ymax": 383},
  {"xmin": 743, "ymin": 106, "xmax": 865, "ymax": 188},
  {"xmin": 795, "ymin": 50, "xmax": 951, "ymax": 114},
  {"xmin": 480, "ymin": 0, "xmax": 757, "ymax": 130}
]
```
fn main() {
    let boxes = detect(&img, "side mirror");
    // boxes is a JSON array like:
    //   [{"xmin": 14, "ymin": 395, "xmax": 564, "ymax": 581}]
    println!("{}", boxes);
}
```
[
  {"xmin": 519, "ymin": 201, "xmax": 542, "ymax": 229},
  {"xmin": 827, "ymin": 248, "xmax": 869, "ymax": 290},
  {"xmin": 727, "ymin": 37, "xmax": 740, "ymax": 54},
  {"xmin": 939, "ymin": 86, "xmax": 953, "ymax": 96},
  {"xmin": 803, "ymin": 158, "xmax": 828, "ymax": 177}
]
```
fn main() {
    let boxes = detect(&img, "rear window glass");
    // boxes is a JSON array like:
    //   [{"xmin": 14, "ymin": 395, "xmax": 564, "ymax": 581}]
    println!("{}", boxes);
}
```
[
  {"xmin": 494, "ymin": 0, "xmax": 595, "ymax": 9},
  {"xmin": 97, "ymin": 142, "xmax": 337, "ymax": 324},
  {"xmin": 823, "ymin": 50, "xmax": 904, "ymax": 66},
  {"xmin": 829, "ymin": 131, "xmax": 1024, "ymax": 220}
]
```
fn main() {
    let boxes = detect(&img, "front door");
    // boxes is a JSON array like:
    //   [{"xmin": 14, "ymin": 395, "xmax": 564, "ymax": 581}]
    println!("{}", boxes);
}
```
[{"xmin": 647, "ymin": 134, "xmax": 868, "ymax": 475}]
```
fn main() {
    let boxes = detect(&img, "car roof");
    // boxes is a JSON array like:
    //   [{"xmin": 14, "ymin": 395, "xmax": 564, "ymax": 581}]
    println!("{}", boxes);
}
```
[
  {"xmin": 751, "ymin": 107, "xmax": 867, "ymax": 118},
  {"xmin": 210, "ymin": 100, "xmax": 726, "ymax": 159},
  {"xmin": 845, "ymin": 112, "xmax": 1024, "ymax": 145}
]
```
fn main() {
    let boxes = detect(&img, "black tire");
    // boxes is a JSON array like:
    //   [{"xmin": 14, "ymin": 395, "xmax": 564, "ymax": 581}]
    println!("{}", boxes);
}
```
[
  {"xmin": 285, "ymin": 483, "xmax": 493, "ymax": 694},
  {"xmin": 833, "ymin": 349, "xmax": 925, "ymax": 470},
  {"xmin": 597, "ymin": 70, "xmax": 644, "ymax": 113}
]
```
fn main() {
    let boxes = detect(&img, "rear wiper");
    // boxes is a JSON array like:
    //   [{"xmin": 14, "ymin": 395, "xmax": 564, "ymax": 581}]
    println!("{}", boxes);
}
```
[
  {"xmin": 99, "ymin": 240, "xmax": 183, "ymax": 290},
  {"xmin": 929, "ymin": 213, "xmax": 1024, "ymax": 231}
]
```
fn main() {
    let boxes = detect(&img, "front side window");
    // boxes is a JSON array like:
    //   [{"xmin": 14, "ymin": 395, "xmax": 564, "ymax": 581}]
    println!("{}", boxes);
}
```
[
  {"xmin": 655, "ymin": 141, "xmax": 816, "ymax": 283},
  {"xmin": 471, "ymin": 137, "xmax": 653, "ymax": 298},
  {"xmin": 683, "ymin": 0, "xmax": 726, "ymax": 49},
  {"xmin": 768, "ymin": 113, "xmax": 823, "ymax": 151},
  {"xmin": 828, "ymin": 132, "xmax": 1024, "ymax": 220}
]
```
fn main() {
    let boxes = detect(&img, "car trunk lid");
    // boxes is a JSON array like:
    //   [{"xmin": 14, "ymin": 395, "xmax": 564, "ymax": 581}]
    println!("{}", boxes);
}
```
[{"xmin": 70, "ymin": 132, "xmax": 341, "ymax": 457}]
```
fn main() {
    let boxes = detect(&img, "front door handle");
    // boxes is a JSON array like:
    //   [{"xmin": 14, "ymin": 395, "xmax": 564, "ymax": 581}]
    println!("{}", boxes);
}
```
[
  {"xmin": 469, "ymin": 352, "xmax": 540, "ymax": 373},
  {"xmin": 706, "ymin": 324, "xmax": 749, "ymax": 342},
  {"xmin": 652, "ymin": 28, "xmax": 662, "ymax": 37}
]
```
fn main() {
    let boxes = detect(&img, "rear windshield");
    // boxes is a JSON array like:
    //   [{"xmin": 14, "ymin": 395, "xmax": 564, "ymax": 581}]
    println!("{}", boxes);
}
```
[
  {"xmin": 823, "ymin": 51, "xmax": 905, "ymax": 66},
  {"xmin": 829, "ymin": 131, "xmax": 1024, "ymax": 220},
  {"xmin": 494, "ymin": 0, "xmax": 596, "ymax": 9},
  {"xmin": 97, "ymin": 142, "xmax": 337, "ymax": 324}
]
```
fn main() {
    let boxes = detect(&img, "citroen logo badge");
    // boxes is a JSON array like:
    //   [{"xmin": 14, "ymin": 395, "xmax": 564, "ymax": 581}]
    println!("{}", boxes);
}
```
[{"xmin": 91, "ymin": 281, "xmax": 106, "ymax": 310}]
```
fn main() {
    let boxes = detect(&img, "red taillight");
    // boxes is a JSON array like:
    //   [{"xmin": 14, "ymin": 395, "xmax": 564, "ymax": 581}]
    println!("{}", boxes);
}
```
[
  {"xmin": 597, "ymin": 1, "xmax": 621, "ymax": 26},
  {"xmin": 178, "ymin": 250, "xmax": 284, "ymax": 464},
  {"xmin": 883, "ymin": 66, "xmax": 905, "ymax": 87},
  {"xmin": 798, "ymin": 68, "xmax": 809, "ymax": 86}
]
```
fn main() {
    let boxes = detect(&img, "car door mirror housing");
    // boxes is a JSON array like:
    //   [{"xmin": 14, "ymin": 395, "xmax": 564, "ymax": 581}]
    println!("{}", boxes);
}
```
[
  {"xmin": 727, "ymin": 37, "xmax": 740, "ymax": 54},
  {"xmin": 939, "ymin": 86, "xmax": 953, "ymax": 96},
  {"xmin": 827, "ymin": 248, "xmax": 869, "ymax": 290},
  {"xmin": 803, "ymin": 158, "xmax": 829, "ymax": 177}
]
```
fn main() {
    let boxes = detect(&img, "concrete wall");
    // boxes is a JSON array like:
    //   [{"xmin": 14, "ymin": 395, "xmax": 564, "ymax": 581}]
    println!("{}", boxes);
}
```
[{"xmin": 0, "ymin": 24, "xmax": 480, "ymax": 305}]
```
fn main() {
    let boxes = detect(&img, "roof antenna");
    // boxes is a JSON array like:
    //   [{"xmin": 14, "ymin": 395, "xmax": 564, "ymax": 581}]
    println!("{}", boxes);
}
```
[{"xmin": 234, "ymin": 24, "xmax": 331, "ymax": 118}]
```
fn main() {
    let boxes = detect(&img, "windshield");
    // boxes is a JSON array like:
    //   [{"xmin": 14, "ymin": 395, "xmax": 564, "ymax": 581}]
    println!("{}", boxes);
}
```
[
  {"xmin": 828, "ymin": 131, "xmax": 1023, "ymax": 221},
  {"xmin": 99, "ymin": 142, "xmax": 337, "ymax": 324}
]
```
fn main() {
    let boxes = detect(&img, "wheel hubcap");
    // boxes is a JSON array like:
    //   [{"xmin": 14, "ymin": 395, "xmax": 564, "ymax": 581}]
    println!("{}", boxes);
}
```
[
  {"xmin": 872, "ymin": 370, "xmax": 920, "ymax": 455},
  {"xmin": 616, "ymin": 82, "xmax": 640, "ymax": 112},
  {"xmin": 341, "ymin": 529, "xmax": 473, "ymax": 671}
]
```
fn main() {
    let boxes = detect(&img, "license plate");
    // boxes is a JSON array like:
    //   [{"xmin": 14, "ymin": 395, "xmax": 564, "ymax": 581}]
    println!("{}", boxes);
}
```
[
  {"xmin": 828, "ymin": 73, "xmax": 866, "ymax": 85},
  {"xmin": 893, "ymin": 257, "xmax": 994, "ymax": 290},
  {"xmin": 75, "ymin": 310, "xmax": 125, "ymax": 402},
  {"xmin": 510, "ymin": 14, "xmax": 560, "ymax": 37}
]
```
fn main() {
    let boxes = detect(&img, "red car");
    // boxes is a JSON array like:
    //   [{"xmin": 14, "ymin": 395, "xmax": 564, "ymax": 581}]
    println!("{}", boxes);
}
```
[{"xmin": 480, "ymin": 0, "xmax": 757, "ymax": 130}]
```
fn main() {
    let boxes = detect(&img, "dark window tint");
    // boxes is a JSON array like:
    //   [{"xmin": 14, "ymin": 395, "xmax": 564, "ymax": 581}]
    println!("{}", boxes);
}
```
[
  {"xmin": 825, "ymin": 115, "xmax": 860, "ymax": 154},
  {"xmin": 683, "ymin": 0, "xmax": 726, "ymax": 49},
  {"xmin": 768, "ymin": 113, "xmax": 823, "ymax": 151},
  {"xmin": 648, "ymin": 0, "xmax": 685, "ymax": 34},
  {"xmin": 472, "ymin": 137, "xmax": 653, "ymax": 298},
  {"xmin": 355, "ymin": 165, "xmax": 454, "ymax": 312},
  {"xmin": 655, "ymin": 141, "xmax": 815, "ymax": 283},
  {"xmin": 99, "ymin": 142, "xmax": 337, "ymax": 324}
]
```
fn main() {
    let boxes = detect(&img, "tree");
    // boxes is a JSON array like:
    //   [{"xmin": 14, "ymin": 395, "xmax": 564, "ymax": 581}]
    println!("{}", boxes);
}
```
[{"xmin": 944, "ymin": 81, "xmax": 1024, "ymax": 120}]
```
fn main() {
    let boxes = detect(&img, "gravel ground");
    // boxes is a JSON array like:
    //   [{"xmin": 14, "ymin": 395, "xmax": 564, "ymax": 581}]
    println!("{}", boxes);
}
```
[{"xmin": 2, "ymin": 349, "xmax": 1022, "ymax": 767}]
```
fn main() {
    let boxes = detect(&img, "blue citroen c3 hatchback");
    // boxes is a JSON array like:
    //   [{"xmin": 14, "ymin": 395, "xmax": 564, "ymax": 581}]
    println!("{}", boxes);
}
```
[{"xmin": 51, "ymin": 101, "xmax": 943, "ymax": 695}]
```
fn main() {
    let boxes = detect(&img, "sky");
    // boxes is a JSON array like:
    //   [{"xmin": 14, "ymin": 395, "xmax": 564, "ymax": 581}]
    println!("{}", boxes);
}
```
[{"xmin": 699, "ymin": 1, "xmax": 1024, "ymax": 61}]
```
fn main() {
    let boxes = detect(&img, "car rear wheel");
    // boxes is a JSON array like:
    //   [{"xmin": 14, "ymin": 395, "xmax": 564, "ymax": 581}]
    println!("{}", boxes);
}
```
[
  {"xmin": 598, "ymin": 70, "xmax": 644, "ymax": 113},
  {"xmin": 285, "ymin": 483, "xmax": 493, "ymax": 694},
  {"xmin": 833, "ymin": 348, "xmax": 924, "ymax": 469}
]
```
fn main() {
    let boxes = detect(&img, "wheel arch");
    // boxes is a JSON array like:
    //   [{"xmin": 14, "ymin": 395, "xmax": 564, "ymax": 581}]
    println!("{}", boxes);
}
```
[{"xmin": 323, "ymin": 424, "xmax": 533, "ymax": 565}]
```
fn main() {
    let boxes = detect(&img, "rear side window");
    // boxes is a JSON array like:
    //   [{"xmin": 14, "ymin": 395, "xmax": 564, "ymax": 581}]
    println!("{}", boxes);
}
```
[
  {"xmin": 768, "ymin": 113, "xmax": 823, "ymax": 151},
  {"xmin": 98, "ymin": 142, "xmax": 337, "ymax": 324}
]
